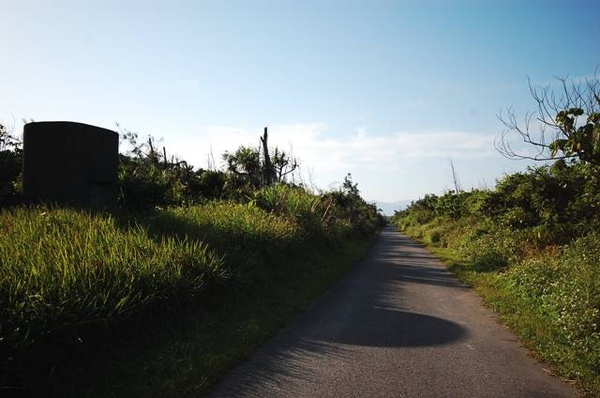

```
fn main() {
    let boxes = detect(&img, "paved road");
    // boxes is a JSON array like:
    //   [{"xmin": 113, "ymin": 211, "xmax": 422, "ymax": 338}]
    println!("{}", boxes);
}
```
[{"xmin": 207, "ymin": 226, "xmax": 577, "ymax": 397}]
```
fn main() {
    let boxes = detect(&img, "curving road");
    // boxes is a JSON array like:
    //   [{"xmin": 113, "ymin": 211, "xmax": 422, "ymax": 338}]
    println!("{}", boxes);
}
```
[{"xmin": 207, "ymin": 226, "xmax": 577, "ymax": 397}]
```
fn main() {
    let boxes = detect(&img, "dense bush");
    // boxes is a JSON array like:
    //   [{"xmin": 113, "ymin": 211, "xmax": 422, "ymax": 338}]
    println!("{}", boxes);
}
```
[
  {"xmin": 320, "ymin": 174, "xmax": 386, "ymax": 237},
  {"xmin": 117, "ymin": 132, "xmax": 227, "ymax": 211},
  {"xmin": 396, "ymin": 162, "xmax": 600, "ymax": 243},
  {"xmin": 503, "ymin": 232, "xmax": 600, "ymax": 384},
  {"xmin": 251, "ymin": 184, "xmax": 340, "ymax": 242},
  {"xmin": 1, "ymin": 193, "xmax": 382, "ymax": 396},
  {"xmin": 0, "ymin": 123, "xmax": 22, "ymax": 207}
]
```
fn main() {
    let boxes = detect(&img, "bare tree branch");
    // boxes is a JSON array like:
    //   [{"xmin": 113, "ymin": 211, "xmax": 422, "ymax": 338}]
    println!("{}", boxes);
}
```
[{"xmin": 496, "ymin": 68, "xmax": 600, "ymax": 164}]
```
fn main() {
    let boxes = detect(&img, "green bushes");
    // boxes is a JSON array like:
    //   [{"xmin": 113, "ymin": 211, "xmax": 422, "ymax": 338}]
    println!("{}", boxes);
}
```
[
  {"xmin": 395, "ymin": 162, "xmax": 600, "ymax": 245},
  {"xmin": 0, "ymin": 178, "xmax": 383, "ymax": 397},
  {"xmin": 393, "ymin": 161, "xmax": 600, "ymax": 395},
  {"xmin": 251, "ymin": 184, "xmax": 353, "ymax": 244},
  {"xmin": 117, "ymin": 133, "xmax": 226, "ymax": 211},
  {"xmin": 150, "ymin": 183, "xmax": 383, "ymax": 282},
  {"xmin": 502, "ymin": 233, "xmax": 600, "ymax": 387},
  {"xmin": 0, "ymin": 122, "xmax": 383, "ymax": 354},
  {"xmin": 320, "ymin": 174, "xmax": 387, "ymax": 237},
  {"xmin": 0, "ymin": 123, "xmax": 22, "ymax": 207}
]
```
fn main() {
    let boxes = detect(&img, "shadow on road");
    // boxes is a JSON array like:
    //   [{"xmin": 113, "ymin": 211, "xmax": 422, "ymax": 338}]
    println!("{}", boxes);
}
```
[
  {"xmin": 210, "ymin": 310, "xmax": 466, "ymax": 397},
  {"xmin": 316, "ymin": 308, "xmax": 466, "ymax": 347},
  {"xmin": 305, "ymin": 227, "xmax": 468, "ymax": 348},
  {"xmin": 208, "ymin": 227, "xmax": 469, "ymax": 397},
  {"xmin": 373, "ymin": 228, "xmax": 468, "ymax": 289},
  {"xmin": 209, "ymin": 339, "xmax": 351, "ymax": 398}
]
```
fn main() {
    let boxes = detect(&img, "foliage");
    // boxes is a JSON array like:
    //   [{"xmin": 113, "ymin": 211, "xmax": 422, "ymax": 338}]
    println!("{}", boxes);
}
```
[
  {"xmin": 117, "ymin": 130, "xmax": 226, "ymax": 210},
  {"xmin": 1, "ymin": 169, "xmax": 384, "ymax": 394},
  {"xmin": 395, "ymin": 162, "xmax": 600, "ymax": 244},
  {"xmin": 149, "ymin": 201, "xmax": 301, "ymax": 283},
  {"xmin": 222, "ymin": 129, "xmax": 299, "ymax": 199},
  {"xmin": 320, "ymin": 174, "xmax": 387, "ymax": 237},
  {"xmin": 250, "ymin": 184, "xmax": 338, "ymax": 242},
  {"xmin": 506, "ymin": 233, "xmax": 600, "ymax": 374},
  {"xmin": 117, "ymin": 128, "xmax": 302, "ymax": 210},
  {"xmin": 551, "ymin": 107, "xmax": 600, "ymax": 164},
  {"xmin": 222, "ymin": 146, "xmax": 263, "ymax": 198},
  {"xmin": 498, "ymin": 69, "xmax": 600, "ymax": 165},
  {"xmin": 0, "ymin": 123, "xmax": 22, "ymax": 207},
  {"xmin": 0, "ymin": 121, "xmax": 385, "ymax": 395}
]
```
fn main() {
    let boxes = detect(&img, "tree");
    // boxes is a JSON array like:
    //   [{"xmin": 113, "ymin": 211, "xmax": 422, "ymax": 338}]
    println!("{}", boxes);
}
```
[
  {"xmin": 117, "ymin": 128, "xmax": 226, "ymax": 210},
  {"xmin": 260, "ymin": 127, "xmax": 274, "ymax": 186},
  {"xmin": 222, "ymin": 127, "xmax": 298, "ymax": 190},
  {"xmin": 0, "ymin": 123, "xmax": 22, "ymax": 206},
  {"xmin": 497, "ymin": 69, "xmax": 600, "ymax": 165}
]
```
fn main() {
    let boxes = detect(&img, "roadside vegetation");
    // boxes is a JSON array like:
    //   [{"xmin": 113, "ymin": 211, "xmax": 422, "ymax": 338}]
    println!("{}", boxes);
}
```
[
  {"xmin": 0, "ymin": 124, "xmax": 385, "ymax": 396},
  {"xmin": 393, "ymin": 72, "xmax": 600, "ymax": 396}
]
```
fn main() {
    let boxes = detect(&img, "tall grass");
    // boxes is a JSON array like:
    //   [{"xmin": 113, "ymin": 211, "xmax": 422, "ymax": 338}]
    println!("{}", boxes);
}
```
[
  {"xmin": 149, "ymin": 201, "xmax": 302, "ymax": 282},
  {"xmin": 1, "ymin": 184, "xmax": 383, "ymax": 396},
  {"xmin": 251, "ymin": 184, "xmax": 347, "ymax": 243},
  {"xmin": 0, "ymin": 188, "xmax": 363, "ymax": 353},
  {"xmin": 0, "ymin": 206, "xmax": 225, "ymax": 351},
  {"xmin": 153, "ymin": 200, "xmax": 300, "ymax": 247}
]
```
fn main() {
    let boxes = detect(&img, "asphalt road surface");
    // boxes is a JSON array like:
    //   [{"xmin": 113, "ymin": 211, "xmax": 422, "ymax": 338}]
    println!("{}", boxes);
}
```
[{"xmin": 207, "ymin": 226, "xmax": 577, "ymax": 398}]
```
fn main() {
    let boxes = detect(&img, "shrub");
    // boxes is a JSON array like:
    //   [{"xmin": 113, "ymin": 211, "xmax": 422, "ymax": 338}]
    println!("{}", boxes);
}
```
[
  {"xmin": 506, "ymin": 233, "xmax": 600, "ymax": 376},
  {"xmin": 0, "ymin": 123, "xmax": 22, "ymax": 207}
]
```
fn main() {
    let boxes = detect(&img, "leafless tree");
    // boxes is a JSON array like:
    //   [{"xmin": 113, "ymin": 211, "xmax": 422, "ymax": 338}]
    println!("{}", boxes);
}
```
[{"xmin": 496, "ymin": 68, "xmax": 600, "ymax": 165}]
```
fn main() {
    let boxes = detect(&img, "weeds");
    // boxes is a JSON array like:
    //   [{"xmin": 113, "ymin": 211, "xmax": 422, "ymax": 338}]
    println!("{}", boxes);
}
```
[
  {"xmin": 1, "ymin": 178, "xmax": 383, "ymax": 396},
  {"xmin": 0, "ymin": 206, "xmax": 225, "ymax": 353}
]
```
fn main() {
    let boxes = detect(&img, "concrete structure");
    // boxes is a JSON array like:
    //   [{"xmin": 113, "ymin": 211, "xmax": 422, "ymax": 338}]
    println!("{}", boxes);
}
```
[{"xmin": 22, "ymin": 121, "xmax": 119, "ymax": 210}]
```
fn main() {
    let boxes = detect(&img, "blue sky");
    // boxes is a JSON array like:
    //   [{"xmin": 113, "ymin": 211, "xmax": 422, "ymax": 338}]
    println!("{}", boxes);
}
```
[{"xmin": 2, "ymin": 0, "xmax": 599, "ymax": 206}]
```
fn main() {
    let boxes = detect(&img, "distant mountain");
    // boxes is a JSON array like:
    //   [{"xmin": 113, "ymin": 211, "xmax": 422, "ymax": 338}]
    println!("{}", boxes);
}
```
[{"xmin": 371, "ymin": 200, "xmax": 413, "ymax": 216}]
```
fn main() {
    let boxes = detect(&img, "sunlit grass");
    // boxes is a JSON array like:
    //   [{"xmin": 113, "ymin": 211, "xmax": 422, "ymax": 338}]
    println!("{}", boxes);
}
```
[
  {"xmin": 0, "ymin": 206, "xmax": 225, "ymax": 351},
  {"xmin": 81, "ymin": 238, "xmax": 374, "ymax": 398},
  {"xmin": 1, "ymin": 188, "xmax": 381, "ymax": 396}
]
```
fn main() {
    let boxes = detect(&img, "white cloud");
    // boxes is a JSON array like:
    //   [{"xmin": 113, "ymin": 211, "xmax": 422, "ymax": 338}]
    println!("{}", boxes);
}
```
[
  {"xmin": 167, "ymin": 124, "xmax": 498, "ymax": 168},
  {"xmin": 162, "ymin": 123, "xmax": 500, "ymax": 198}
]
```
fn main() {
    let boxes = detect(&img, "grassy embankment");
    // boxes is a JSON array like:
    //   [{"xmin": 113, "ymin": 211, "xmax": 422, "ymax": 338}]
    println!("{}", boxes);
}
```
[
  {"xmin": 392, "ymin": 164, "xmax": 600, "ymax": 397},
  {"xmin": 1, "ymin": 184, "xmax": 382, "ymax": 397}
]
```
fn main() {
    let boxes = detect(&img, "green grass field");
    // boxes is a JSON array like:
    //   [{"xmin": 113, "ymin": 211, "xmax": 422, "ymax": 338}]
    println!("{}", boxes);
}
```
[{"xmin": 1, "ymin": 191, "xmax": 380, "ymax": 396}]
